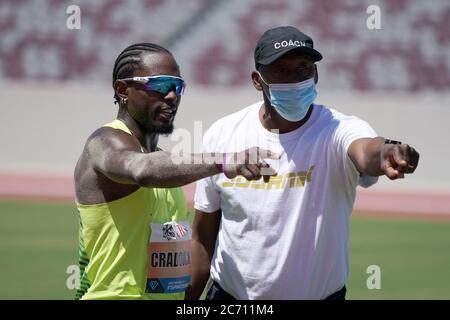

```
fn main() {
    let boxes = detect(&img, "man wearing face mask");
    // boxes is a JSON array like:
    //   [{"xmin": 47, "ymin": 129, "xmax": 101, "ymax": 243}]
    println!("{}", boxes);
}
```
[{"xmin": 186, "ymin": 26, "xmax": 420, "ymax": 300}]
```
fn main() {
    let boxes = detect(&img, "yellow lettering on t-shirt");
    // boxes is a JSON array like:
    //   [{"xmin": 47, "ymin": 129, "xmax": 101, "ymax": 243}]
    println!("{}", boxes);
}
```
[{"xmin": 221, "ymin": 165, "xmax": 315, "ymax": 190}]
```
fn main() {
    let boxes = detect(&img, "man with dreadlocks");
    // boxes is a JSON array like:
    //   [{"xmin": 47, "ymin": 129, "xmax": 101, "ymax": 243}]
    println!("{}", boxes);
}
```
[{"xmin": 74, "ymin": 43, "xmax": 278, "ymax": 300}]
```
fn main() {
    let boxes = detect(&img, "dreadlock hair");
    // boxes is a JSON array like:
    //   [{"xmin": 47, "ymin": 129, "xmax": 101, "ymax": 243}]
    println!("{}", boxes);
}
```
[{"xmin": 112, "ymin": 43, "xmax": 173, "ymax": 105}]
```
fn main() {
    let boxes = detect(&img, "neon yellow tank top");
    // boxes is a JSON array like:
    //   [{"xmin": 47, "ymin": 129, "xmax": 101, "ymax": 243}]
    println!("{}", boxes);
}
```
[{"xmin": 76, "ymin": 119, "xmax": 191, "ymax": 300}]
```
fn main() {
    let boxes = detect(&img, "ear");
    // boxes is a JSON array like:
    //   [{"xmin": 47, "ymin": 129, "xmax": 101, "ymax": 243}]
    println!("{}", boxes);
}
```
[
  {"xmin": 113, "ymin": 80, "xmax": 129, "ymax": 100},
  {"xmin": 314, "ymin": 64, "xmax": 318, "ymax": 84},
  {"xmin": 251, "ymin": 71, "xmax": 264, "ymax": 91}
]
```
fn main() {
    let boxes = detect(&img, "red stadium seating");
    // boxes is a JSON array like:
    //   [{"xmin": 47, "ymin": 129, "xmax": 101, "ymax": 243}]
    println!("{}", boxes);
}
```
[{"xmin": 0, "ymin": 0, "xmax": 449, "ymax": 91}]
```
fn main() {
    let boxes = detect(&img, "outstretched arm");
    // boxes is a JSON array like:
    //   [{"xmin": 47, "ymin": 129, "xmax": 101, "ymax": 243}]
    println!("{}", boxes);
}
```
[
  {"xmin": 348, "ymin": 136, "xmax": 420, "ymax": 179},
  {"xmin": 88, "ymin": 128, "xmax": 279, "ymax": 188}
]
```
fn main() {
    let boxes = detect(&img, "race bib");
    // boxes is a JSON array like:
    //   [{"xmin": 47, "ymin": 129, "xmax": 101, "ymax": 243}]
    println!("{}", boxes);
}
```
[{"xmin": 146, "ymin": 220, "xmax": 192, "ymax": 294}]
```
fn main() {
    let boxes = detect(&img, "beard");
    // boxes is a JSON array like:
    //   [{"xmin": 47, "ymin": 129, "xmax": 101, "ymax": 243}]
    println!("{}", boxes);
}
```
[
  {"xmin": 129, "ymin": 103, "xmax": 177, "ymax": 135},
  {"xmin": 150, "ymin": 121, "xmax": 175, "ymax": 135},
  {"xmin": 140, "ymin": 112, "xmax": 176, "ymax": 135},
  {"xmin": 150, "ymin": 106, "xmax": 177, "ymax": 134}
]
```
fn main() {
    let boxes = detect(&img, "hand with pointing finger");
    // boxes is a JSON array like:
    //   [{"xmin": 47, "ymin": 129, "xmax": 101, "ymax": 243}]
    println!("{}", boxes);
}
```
[
  {"xmin": 223, "ymin": 147, "xmax": 280, "ymax": 183},
  {"xmin": 381, "ymin": 143, "xmax": 420, "ymax": 180}
]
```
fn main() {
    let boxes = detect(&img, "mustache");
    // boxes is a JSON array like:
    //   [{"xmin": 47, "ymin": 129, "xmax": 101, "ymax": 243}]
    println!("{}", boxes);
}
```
[{"xmin": 159, "ymin": 104, "xmax": 178, "ymax": 114}]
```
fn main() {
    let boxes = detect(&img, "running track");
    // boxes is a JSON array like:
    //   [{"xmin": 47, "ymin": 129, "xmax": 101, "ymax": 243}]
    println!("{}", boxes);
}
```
[{"xmin": 1, "ymin": 174, "xmax": 449, "ymax": 221}]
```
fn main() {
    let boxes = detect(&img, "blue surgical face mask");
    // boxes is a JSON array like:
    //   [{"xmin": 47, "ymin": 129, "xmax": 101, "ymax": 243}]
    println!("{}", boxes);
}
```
[{"xmin": 258, "ymin": 72, "xmax": 317, "ymax": 122}]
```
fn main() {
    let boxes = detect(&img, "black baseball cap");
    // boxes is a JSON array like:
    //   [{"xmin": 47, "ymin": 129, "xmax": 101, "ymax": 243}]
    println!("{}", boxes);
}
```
[{"xmin": 254, "ymin": 26, "xmax": 322, "ymax": 68}]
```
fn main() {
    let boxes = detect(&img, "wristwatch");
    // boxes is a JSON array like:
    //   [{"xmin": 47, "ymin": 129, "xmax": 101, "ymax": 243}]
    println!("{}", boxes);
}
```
[{"xmin": 384, "ymin": 139, "xmax": 402, "ymax": 145}]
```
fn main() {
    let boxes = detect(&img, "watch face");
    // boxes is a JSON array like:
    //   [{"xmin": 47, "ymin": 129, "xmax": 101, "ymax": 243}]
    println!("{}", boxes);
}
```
[{"xmin": 384, "ymin": 139, "xmax": 401, "ymax": 145}]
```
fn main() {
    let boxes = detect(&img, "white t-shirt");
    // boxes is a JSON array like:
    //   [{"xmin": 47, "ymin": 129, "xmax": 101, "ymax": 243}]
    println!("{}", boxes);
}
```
[{"xmin": 194, "ymin": 102, "xmax": 378, "ymax": 300}]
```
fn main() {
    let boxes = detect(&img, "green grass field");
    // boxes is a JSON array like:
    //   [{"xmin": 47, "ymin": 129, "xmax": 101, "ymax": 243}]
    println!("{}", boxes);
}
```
[{"xmin": 0, "ymin": 200, "xmax": 449, "ymax": 300}]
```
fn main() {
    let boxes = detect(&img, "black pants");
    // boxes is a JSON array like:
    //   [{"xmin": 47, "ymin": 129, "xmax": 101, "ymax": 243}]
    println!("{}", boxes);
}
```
[{"xmin": 206, "ymin": 280, "xmax": 346, "ymax": 300}]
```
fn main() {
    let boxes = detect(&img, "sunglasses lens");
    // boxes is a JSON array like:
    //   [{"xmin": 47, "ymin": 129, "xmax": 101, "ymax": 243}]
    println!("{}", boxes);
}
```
[{"xmin": 145, "ymin": 77, "xmax": 185, "ymax": 96}]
